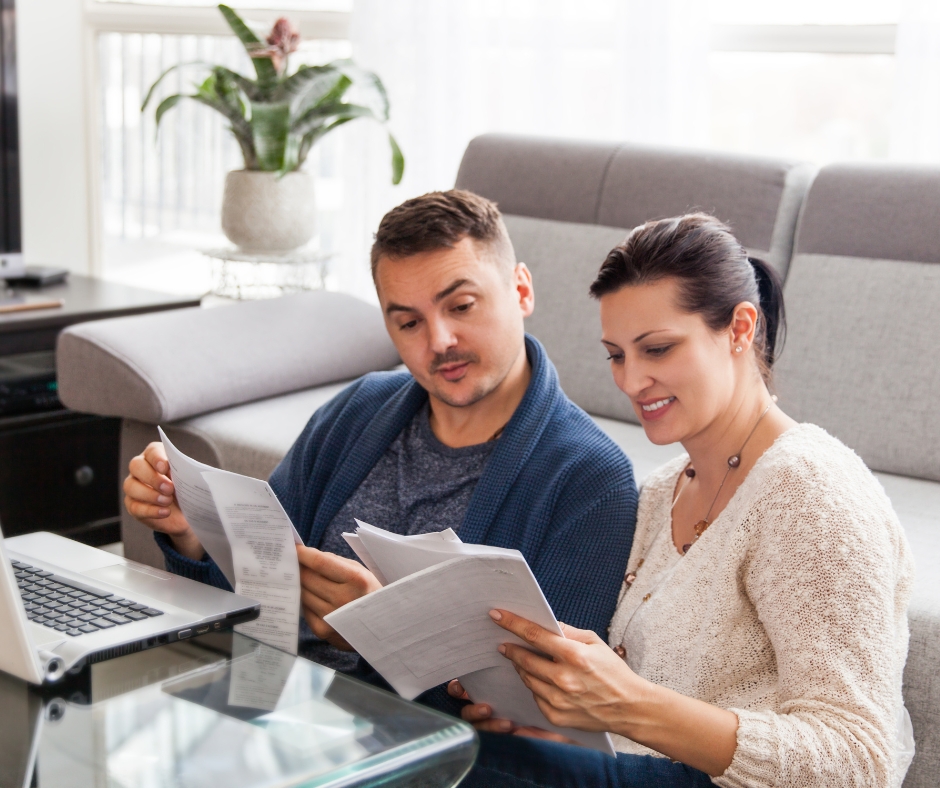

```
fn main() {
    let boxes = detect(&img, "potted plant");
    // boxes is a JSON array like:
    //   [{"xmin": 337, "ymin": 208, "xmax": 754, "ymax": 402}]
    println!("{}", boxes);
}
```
[{"xmin": 142, "ymin": 4, "xmax": 403, "ymax": 253}]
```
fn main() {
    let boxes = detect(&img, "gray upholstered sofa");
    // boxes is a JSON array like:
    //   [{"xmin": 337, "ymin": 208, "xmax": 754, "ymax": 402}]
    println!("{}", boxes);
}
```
[{"xmin": 56, "ymin": 134, "xmax": 939, "ymax": 787}]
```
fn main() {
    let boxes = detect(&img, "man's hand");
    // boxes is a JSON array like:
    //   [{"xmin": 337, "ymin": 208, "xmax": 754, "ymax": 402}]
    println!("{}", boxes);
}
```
[
  {"xmin": 123, "ymin": 442, "xmax": 204, "ymax": 560},
  {"xmin": 446, "ymin": 679, "xmax": 579, "ymax": 743},
  {"xmin": 296, "ymin": 546, "xmax": 382, "ymax": 650}
]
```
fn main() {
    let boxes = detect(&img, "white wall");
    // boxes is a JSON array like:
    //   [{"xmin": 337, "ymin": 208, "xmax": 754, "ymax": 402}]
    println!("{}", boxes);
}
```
[{"xmin": 17, "ymin": 0, "xmax": 93, "ymax": 274}]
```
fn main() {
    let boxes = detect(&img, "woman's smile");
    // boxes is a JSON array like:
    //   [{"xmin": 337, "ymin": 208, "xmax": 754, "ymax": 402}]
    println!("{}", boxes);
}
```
[{"xmin": 637, "ymin": 395, "xmax": 676, "ymax": 421}]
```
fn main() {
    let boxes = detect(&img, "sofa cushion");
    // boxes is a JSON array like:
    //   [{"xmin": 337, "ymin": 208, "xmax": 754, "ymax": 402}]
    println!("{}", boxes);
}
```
[
  {"xmin": 794, "ymin": 163, "xmax": 940, "ymax": 264},
  {"xmin": 458, "ymin": 134, "xmax": 815, "ymax": 280},
  {"xmin": 509, "ymin": 215, "xmax": 639, "ymax": 423},
  {"xmin": 775, "ymin": 253, "xmax": 940, "ymax": 481},
  {"xmin": 776, "ymin": 163, "xmax": 940, "ymax": 482},
  {"xmin": 57, "ymin": 291, "xmax": 400, "ymax": 423},
  {"xmin": 596, "ymin": 146, "xmax": 816, "ymax": 277},
  {"xmin": 455, "ymin": 134, "xmax": 620, "ymax": 225}
]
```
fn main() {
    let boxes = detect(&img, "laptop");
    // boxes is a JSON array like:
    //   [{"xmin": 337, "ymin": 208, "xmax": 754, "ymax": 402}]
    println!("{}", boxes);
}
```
[{"xmin": 0, "ymin": 525, "xmax": 260, "ymax": 684}]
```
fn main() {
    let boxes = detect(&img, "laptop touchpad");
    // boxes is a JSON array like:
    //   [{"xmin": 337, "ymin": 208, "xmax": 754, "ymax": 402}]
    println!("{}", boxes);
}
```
[
  {"xmin": 82, "ymin": 564, "xmax": 226, "ymax": 615},
  {"xmin": 84, "ymin": 564, "xmax": 172, "ymax": 597}
]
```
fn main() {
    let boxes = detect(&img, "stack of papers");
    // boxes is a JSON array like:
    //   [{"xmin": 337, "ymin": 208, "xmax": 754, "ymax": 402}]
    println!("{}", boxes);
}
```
[{"xmin": 327, "ymin": 521, "xmax": 615, "ymax": 755}]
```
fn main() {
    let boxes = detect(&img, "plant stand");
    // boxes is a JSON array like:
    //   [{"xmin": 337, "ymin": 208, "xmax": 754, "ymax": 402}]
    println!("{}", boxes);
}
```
[{"xmin": 201, "ymin": 247, "xmax": 333, "ymax": 300}]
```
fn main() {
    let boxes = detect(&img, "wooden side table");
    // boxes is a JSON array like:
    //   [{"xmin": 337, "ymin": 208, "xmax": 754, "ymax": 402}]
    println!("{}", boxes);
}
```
[{"xmin": 0, "ymin": 275, "xmax": 200, "ymax": 545}]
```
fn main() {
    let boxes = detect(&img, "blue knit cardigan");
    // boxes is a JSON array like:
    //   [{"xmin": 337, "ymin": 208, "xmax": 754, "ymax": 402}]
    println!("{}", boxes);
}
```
[{"xmin": 157, "ymin": 335, "xmax": 638, "ymax": 640}]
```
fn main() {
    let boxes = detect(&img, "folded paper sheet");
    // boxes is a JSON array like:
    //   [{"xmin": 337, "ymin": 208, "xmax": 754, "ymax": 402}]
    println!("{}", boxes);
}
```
[
  {"xmin": 202, "ymin": 471, "xmax": 302, "ymax": 655},
  {"xmin": 159, "ymin": 427, "xmax": 236, "ymax": 586},
  {"xmin": 159, "ymin": 429, "xmax": 302, "ymax": 654},
  {"xmin": 327, "ymin": 522, "xmax": 615, "ymax": 755}
]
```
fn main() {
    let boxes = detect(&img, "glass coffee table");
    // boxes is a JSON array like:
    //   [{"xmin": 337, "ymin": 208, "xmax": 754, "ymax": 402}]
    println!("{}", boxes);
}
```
[{"xmin": 0, "ymin": 631, "xmax": 477, "ymax": 788}]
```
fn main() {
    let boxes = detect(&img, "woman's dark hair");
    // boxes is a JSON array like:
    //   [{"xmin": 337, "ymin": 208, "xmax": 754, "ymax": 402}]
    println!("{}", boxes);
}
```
[{"xmin": 589, "ymin": 213, "xmax": 786, "ymax": 381}]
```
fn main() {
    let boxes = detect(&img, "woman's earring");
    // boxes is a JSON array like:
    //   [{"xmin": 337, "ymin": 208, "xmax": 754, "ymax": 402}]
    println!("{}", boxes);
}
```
[{"xmin": 734, "ymin": 346, "xmax": 743, "ymax": 353}]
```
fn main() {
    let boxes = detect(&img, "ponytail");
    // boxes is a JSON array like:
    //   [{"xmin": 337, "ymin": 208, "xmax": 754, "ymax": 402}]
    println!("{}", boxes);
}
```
[{"xmin": 747, "ymin": 257, "xmax": 786, "ymax": 370}]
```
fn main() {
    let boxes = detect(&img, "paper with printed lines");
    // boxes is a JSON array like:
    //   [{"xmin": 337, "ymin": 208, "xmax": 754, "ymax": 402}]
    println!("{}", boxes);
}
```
[{"xmin": 327, "ymin": 523, "xmax": 615, "ymax": 755}]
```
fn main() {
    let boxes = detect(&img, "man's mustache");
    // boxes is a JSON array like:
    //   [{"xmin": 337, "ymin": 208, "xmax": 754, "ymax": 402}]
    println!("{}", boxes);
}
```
[{"xmin": 429, "ymin": 350, "xmax": 479, "ymax": 374}]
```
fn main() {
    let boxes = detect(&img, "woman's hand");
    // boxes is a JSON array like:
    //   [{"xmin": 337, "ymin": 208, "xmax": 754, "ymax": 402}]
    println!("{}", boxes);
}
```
[
  {"xmin": 489, "ymin": 609, "xmax": 647, "ymax": 734},
  {"xmin": 490, "ymin": 609, "xmax": 739, "ymax": 777},
  {"xmin": 446, "ymin": 680, "xmax": 579, "ymax": 743}
]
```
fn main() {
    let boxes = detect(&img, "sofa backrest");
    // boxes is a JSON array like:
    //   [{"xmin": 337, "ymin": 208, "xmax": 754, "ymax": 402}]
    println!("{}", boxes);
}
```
[
  {"xmin": 774, "ymin": 163, "xmax": 940, "ymax": 482},
  {"xmin": 456, "ymin": 133, "xmax": 815, "ymax": 424}
]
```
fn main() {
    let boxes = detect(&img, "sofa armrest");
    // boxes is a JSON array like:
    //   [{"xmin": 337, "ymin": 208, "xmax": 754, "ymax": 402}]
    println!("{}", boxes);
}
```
[{"xmin": 57, "ymin": 290, "xmax": 400, "ymax": 422}]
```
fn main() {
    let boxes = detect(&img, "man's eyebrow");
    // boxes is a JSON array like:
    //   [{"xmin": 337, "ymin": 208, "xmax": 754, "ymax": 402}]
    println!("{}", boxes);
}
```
[
  {"xmin": 385, "ymin": 279, "xmax": 476, "ymax": 315},
  {"xmin": 434, "ymin": 278, "xmax": 472, "ymax": 303}
]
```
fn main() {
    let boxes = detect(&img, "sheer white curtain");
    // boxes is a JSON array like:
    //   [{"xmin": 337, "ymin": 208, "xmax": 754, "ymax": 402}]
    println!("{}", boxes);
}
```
[
  {"xmin": 334, "ymin": 0, "xmax": 710, "ymax": 298},
  {"xmin": 890, "ymin": 0, "xmax": 940, "ymax": 163}
]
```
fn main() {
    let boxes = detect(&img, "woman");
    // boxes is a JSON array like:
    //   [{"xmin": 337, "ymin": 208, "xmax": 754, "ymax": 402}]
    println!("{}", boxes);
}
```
[{"xmin": 450, "ymin": 213, "xmax": 914, "ymax": 787}]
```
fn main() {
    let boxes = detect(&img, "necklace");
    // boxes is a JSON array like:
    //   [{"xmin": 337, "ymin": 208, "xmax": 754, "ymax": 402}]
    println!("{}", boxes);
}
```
[{"xmin": 672, "ymin": 401, "xmax": 773, "ymax": 554}]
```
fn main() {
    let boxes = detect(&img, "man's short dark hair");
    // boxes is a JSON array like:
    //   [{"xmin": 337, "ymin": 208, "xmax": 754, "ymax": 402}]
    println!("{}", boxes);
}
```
[{"xmin": 370, "ymin": 189, "xmax": 515, "ymax": 279}]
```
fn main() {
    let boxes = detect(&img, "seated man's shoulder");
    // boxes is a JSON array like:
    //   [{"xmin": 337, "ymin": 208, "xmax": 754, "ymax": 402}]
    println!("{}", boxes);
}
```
[
  {"xmin": 300, "ymin": 369, "xmax": 415, "ymax": 436},
  {"xmin": 536, "ymin": 399, "xmax": 634, "ymax": 484},
  {"xmin": 348, "ymin": 368, "xmax": 414, "ymax": 399}
]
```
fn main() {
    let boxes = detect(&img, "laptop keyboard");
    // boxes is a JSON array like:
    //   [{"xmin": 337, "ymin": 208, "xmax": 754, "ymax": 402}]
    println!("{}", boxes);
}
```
[{"xmin": 11, "ymin": 560, "xmax": 163, "ymax": 638}]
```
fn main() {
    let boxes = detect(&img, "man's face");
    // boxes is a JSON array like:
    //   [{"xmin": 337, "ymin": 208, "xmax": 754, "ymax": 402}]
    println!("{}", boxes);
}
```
[{"xmin": 375, "ymin": 236, "xmax": 534, "ymax": 408}]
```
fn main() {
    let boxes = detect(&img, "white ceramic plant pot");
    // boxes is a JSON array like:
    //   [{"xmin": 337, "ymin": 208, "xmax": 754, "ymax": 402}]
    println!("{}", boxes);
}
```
[{"xmin": 221, "ymin": 170, "xmax": 317, "ymax": 253}]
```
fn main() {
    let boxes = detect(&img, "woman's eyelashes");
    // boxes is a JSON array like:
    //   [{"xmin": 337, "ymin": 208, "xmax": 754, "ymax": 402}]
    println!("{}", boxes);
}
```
[
  {"xmin": 605, "ymin": 343, "xmax": 673, "ymax": 364},
  {"xmin": 645, "ymin": 344, "xmax": 673, "ymax": 357}
]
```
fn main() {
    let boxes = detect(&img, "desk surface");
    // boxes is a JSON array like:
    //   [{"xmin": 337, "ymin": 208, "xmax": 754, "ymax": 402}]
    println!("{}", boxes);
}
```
[{"xmin": 0, "ymin": 631, "xmax": 477, "ymax": 788}]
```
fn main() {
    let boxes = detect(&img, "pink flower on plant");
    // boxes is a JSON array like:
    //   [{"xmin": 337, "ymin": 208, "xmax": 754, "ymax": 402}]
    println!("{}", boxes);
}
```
[{"xmin": 249, "ymin": 17, "xmax": 301, "ymax": 75}]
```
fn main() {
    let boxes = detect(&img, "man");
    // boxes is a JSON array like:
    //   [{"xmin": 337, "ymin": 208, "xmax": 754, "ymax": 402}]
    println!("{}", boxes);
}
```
[{"xmin": 124, "ymin": 189, "xmax": 637, "ymax": 672}]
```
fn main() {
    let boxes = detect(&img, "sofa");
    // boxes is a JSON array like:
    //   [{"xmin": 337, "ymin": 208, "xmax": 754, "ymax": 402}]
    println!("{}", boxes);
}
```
[{"xmin": 56, "ymin": 134, "xmax": 939, "ymax": 787}]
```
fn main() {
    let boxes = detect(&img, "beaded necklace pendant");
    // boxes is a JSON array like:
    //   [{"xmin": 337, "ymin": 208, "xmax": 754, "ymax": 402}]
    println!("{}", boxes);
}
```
[{"xmin": 682, "ymin": 519, "xmax": 711, "ymax": 554}]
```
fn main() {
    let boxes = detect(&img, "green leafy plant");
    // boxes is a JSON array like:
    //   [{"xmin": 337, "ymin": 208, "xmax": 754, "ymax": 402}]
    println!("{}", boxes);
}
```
[{"xmin": 141, "ymin": 4, "xmax": 403, "ymax": 183}]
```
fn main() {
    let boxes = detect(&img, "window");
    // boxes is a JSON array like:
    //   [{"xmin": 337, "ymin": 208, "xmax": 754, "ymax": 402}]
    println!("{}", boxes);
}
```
[
  {"xmin": 86, "ymin": 1, "xmax": 351, "ymax": 292},
  {"xmin": 708, "ymin": 0, "xmax": 900, "ymax": 163}
]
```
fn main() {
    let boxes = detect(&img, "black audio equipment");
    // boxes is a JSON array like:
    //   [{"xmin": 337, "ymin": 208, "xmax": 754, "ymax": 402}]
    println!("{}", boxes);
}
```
[{"xmin": 0, "ymin": 351, "xmax": 60, "ymax": 417}]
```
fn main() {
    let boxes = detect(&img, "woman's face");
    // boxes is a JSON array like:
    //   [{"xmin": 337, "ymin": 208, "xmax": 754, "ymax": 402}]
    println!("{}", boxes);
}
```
[{"xmin": 598, "ymin": 278, "xmax": 740, "ymax": 446}]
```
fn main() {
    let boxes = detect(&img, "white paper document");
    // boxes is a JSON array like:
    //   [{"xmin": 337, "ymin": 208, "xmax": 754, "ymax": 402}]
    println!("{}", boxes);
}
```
[
  {"xmin": 326, "ymin": 522, "xmax": 615, "ymax": 755},
  {"xmin": 158, "ymin": 427, "xmax": 237, "ymax": 586},
  {"xmin": 159, "ymin": 429, "xmax": 303, "ymax": 655},
  {"xmin": 202, "ymin": 470, "xmax": 302, "ymax": 655}
]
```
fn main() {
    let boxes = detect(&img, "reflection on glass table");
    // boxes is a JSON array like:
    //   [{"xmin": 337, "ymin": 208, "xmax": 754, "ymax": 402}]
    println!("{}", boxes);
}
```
[{"xmin": 0, "ymin": 631, "xmax": 477, "ymax": 788}]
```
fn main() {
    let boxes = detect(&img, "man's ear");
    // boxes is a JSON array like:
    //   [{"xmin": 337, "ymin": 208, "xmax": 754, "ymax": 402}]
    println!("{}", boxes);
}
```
[{"xmin": 514, "ymin": 263, "xmax": 535, "ymax": 318}]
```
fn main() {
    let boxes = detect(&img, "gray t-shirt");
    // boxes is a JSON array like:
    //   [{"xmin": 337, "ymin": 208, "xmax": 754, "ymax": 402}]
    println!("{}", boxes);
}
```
[{"xmin": 300, "ymin": 404, "xmax": 497, "ymax": 670}]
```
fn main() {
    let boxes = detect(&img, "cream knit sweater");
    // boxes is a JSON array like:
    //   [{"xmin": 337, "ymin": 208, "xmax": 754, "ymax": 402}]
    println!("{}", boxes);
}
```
[{"xmin": 608, "ymin": 424, "xmax": 914, "ymax": 787}]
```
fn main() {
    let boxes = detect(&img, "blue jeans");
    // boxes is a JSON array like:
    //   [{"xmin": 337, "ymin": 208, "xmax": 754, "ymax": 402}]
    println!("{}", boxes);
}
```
[{"xmin": 460, "ymin": 732, "xmax": 714, "ymax": 788}]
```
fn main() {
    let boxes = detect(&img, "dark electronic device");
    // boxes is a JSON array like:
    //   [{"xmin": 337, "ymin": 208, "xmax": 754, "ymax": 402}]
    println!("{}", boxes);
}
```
[
  {"xmin": 4, "ymin": 266, "xmax": 69, "ymax": 287},
  {"xmin": 0, "ymin": 351, "xmax": 61, "ymax": 417}
]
